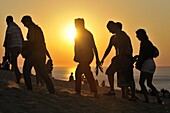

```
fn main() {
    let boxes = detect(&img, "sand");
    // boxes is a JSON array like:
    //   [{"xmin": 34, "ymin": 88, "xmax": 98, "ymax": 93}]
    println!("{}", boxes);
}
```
[{"xmin": 0, "ymin": 70, "xmax": 169, "ymax": 113}]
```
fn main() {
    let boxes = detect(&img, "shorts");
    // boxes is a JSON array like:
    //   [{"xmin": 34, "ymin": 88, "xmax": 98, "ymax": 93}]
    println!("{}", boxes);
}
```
[{"xmin": 105, "ymin": 56, "xmax": 119, "ymax": 76}]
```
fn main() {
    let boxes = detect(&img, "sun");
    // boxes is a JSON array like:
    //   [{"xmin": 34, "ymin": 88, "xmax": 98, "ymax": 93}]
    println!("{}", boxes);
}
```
[{"xmin": 63, "ymin": 25, "xmax": 76, "ymax": 44}]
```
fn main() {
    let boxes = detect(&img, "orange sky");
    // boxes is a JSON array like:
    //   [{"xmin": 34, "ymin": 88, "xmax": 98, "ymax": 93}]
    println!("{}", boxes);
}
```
[{"xmin": 0, "ymin": 0, "xmax": 170, "ymax": 67}]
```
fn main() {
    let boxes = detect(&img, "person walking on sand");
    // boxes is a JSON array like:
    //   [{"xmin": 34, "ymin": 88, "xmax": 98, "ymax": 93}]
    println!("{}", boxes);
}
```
[
  {"xmin": 21, "ymin": 15, "xmax": 55, "ymax": 94},
  {"xmin": 74, "ymin": 18, "xmax": 101, "ymax": 97},
  {"xmin": 101, "ymin": 21, "xmax": 136, "ymax": 100},
  {"xmin": 135, "ymin": 29, "xmax": 162, "ymax": 104},
  {"xmin": 3, "ymin": 15, "xmax": 23, "ymax": 83}
]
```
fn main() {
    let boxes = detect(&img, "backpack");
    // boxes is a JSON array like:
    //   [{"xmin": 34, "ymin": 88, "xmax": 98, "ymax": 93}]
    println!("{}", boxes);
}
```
[{"xmin": 153, "ymin": 46, "xmax": 159, "ymax": 58}]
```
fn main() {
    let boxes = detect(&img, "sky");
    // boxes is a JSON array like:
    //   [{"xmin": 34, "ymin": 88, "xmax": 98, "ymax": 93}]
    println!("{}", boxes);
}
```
[{"xmin": 0, "ymin": 0, "xmax": 170, "ymax": 67}]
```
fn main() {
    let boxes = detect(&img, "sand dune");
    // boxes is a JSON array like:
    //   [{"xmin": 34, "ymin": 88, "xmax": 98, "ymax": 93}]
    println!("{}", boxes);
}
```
[{"xmin": 0, "ymin": 70, "xmax": 169, "ymax": 113}]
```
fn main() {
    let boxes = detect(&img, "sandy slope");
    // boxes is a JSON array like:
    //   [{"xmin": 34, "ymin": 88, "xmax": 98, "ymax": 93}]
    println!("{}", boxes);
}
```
[{"xmin": 0, "ymin": 70, "xmax": 169, "ymax": 113}]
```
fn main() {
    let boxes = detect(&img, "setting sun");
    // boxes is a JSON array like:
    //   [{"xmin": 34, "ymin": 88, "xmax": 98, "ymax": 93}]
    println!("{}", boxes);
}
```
[{"xmin": 63, "ymin": 25, "xmax": 76, "ymax": 44}]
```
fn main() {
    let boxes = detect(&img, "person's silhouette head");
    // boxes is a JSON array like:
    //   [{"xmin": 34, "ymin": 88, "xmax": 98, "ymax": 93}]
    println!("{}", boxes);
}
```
[
  {"xmin": 107, "ymin": 21, "xmax": 115, "ymax": 33},
  {"xmin": 136, "ymin": 29, "xmax": 148, "ymax": 41},
  {"xmin": 107, "ymin": 21, "xmax": 122, "ymax": 33},
  {"xmin": 6, "ymin": 16, "xmax": 13, "ymax": 25},
  {"xmin": 21, "ymin": 15, "xmax": 33, "ymax": 28},
  {"xmin": 74, "ymin": 18, "xmax": 85, "ymax": 30}
]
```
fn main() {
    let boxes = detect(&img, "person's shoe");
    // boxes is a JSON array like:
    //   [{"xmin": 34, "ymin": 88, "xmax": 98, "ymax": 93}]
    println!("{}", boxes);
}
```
[{"xmin": 103, "ymin": 91, "xmax": 116, "ymax": 96}]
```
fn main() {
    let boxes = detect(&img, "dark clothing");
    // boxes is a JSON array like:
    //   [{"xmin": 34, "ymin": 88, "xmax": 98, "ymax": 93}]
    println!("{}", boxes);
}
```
[
  {"xmin": 4, "ymin": 22, "xmax": 23, "ymax": 82},
  {"xmin": 23, "ymin": 23, "xmax": 55, "ymax": 93},
  {"xmin": 23, "ymin": 51, "xmax": 54, "ymax": 93},
  {"xmin": 136, "ymin": 40, "xmax": 154, "ymax": 70},
  {"xmin": 136, "ymin": 37, "xmax": 161, "ymax": 103},
  {"xmin": 26, "ymin": 24, "xmax": 46, "ymax": 53}
]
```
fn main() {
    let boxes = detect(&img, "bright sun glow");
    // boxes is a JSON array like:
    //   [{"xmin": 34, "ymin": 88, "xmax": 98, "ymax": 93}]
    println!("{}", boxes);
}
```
[{"xmin": 63, "ymin": 25, "xmax": 76, "ymax": 44}]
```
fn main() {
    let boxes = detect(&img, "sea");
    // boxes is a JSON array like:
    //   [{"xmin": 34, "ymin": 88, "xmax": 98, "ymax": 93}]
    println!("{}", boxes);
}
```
[{"xmin": 52, "ymin": 66, "xmax": 170, "ymax": 91}]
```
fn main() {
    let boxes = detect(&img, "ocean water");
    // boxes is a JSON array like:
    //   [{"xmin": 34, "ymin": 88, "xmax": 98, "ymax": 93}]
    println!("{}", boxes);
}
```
[{"xmin": 52, "ymin": 66, "xmax": 170, "ymax": 91}]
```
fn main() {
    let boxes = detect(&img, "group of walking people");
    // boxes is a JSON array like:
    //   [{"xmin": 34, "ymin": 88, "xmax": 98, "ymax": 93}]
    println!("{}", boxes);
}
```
[
  {"xmin": 74, "ymin": 18, "xmax": 162, "ymax": 104},
  {"xmin": 2, "ymin": 15, "xmax": 162, "ymax": 104},
  {"xmin": 3, "ymin": 15, "xmax": 55, "ymax": 94}
]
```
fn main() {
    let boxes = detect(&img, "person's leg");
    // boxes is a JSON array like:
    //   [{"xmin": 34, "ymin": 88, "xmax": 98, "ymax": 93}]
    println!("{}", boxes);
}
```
[
  {"xmin": 23, "ymin": 58, "xmax": 33, "ymax": 91},
  {"xmin": 146, "ymin": 73, "xmax": 162, "ymax": 104},
  {"xmin": 129, "ymin": 81, "xmax": 136, "ymax": 98},
  {"xmin": 34, "ymin": 66, "xmax": 44, "ymax": 86},
  {"xmin": 33, "ymin": 53, "xmax": 55, "ymax": 93},
  {"xmin": 122, "ymin": 58, "xmax": 136, "ymax": 100},
  {"xmin": 75, "ymin": 64, "xmax": 83, "ymax": 94},
  {"xmin": 121, "ymin": 87, "xmax": 129, "ymax": 99},
  {"xmin": 10, "ymin": 47, "xmax": 21, "ymax": 83},
  {"xmin": 103, "ymin": 74, "xmax": 116, "ymax": 96},
  {"xmin": 117, "ymin": 69, "xmax": 128, "ymax": 98},
  {"xmin": 139, "ymin": 71, "xmax": 149, "ymax": 103},
  {"xmin": 129, "ymin": 66, "xmax": 136, "ymax": 100},
  {"xmin": 108, "ymin": 74, "xmax": 114, "ymax": 91},
  {"xmin": 104, "ymin": 63, "xmax": 116, "ymax": 95},
  {"xmin": 84, "ymin": 65, "xmax": 98, "ymax": 97}
]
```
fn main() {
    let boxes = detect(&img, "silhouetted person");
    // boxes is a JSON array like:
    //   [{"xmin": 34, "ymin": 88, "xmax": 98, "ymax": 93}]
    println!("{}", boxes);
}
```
[
  {"xmin": 74, "ymin": 18, "xmax": 100, "ymax": 97},
  {"xmin": 101, "ymin": 21, "xmax": 136, "ymax": 100},
  {"xmin": 21, "ymin": 15, "xmax": 55, "ymax": 93},
  {"xmin": 100, "ymin": 21, "xmax": 119, "ymax": 96},
  {"xmin": 3, "ymin": 16, "xmax": 23, "ymax": 83},
  {"xmin": 69, "ymin": 72, "xmax": 74, "ymax": 82},
  {"xmin": 135, "ymin": 29, "xmax": 162, "ymax": 104}
]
